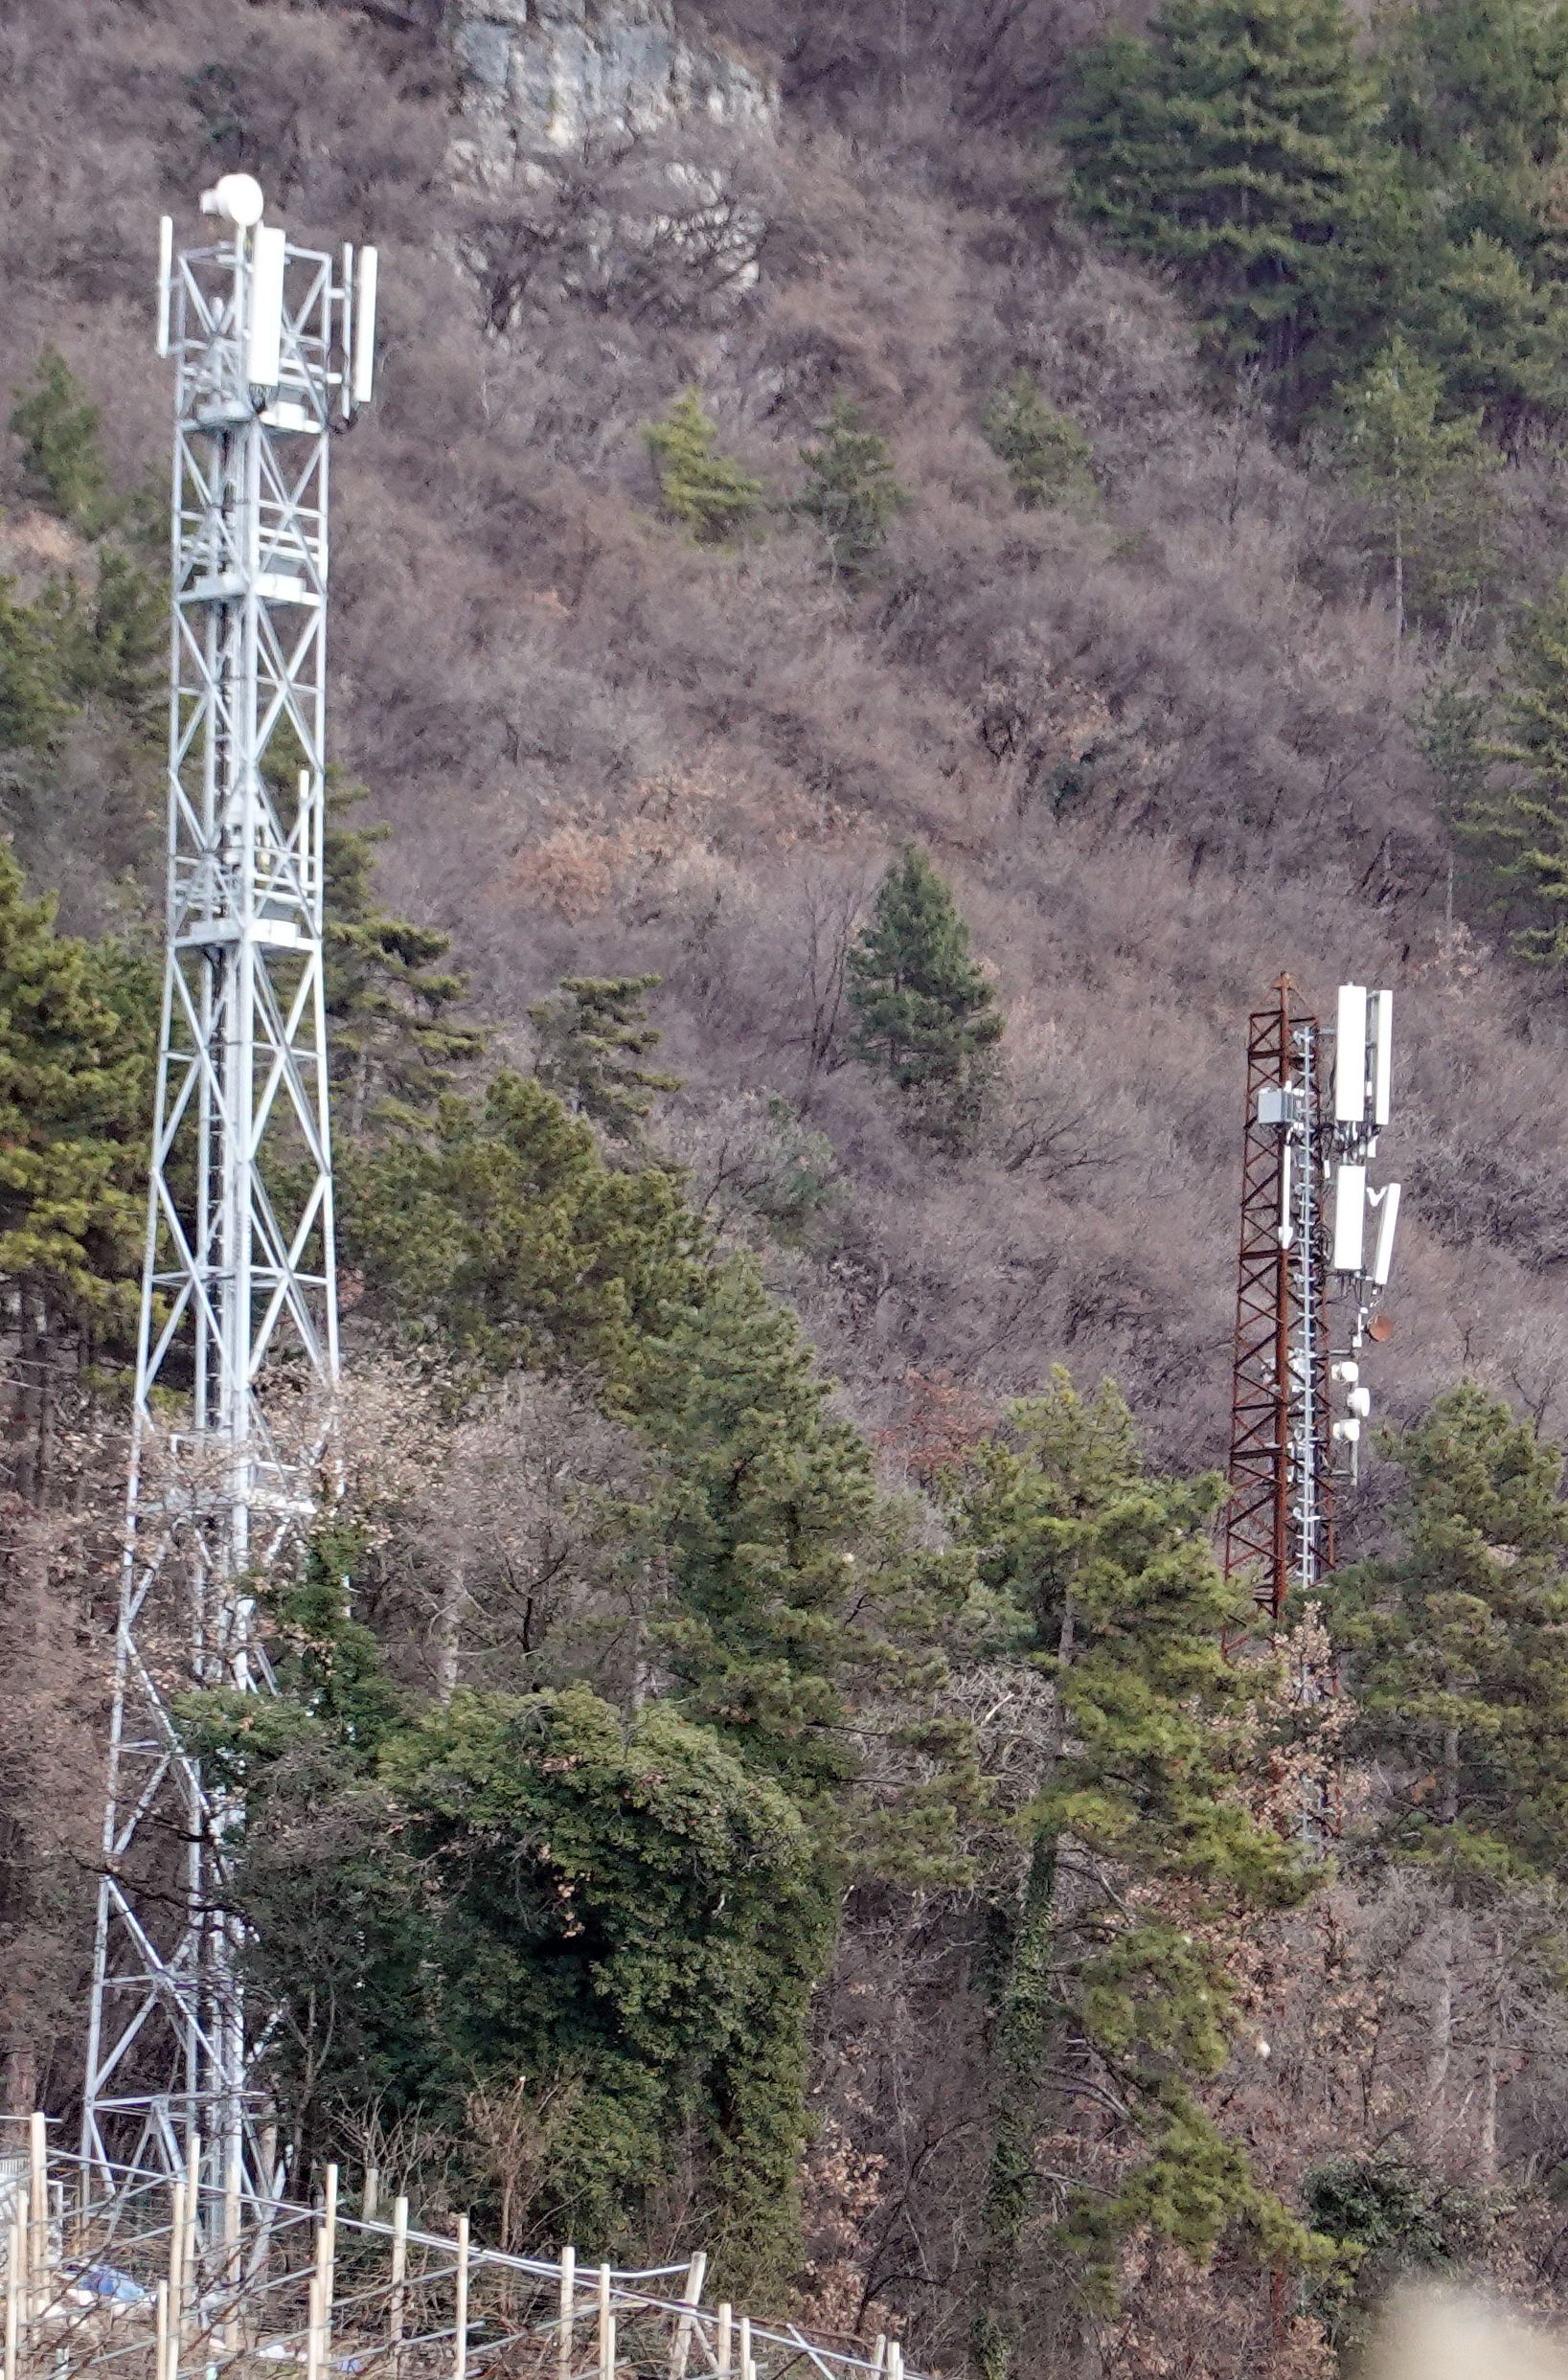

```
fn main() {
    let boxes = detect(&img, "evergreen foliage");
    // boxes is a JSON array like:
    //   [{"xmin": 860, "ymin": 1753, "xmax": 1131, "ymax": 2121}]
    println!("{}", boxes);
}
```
[
  {"xmin": 1063, "ymin": 0, "xmax": 1372, "ymax": 370},
  {"xmin": 847, "ymin": 847, "xmax": 1003, "ymax": 1150},
  {"xmin": 1325, "ymin": 1381, "xmax": 1568, "ymax": 1879},
  {"xmin": 0, "ymin": 845, "xmax": 152, "ymax": 1335},
  {"xmin": 1459, "ymin": 574, "xmax": 1568, "ymax": 963},
  {"xmin": 9, "ymin": 350, "xmax": 110, "ymax": 530},
  {"xmin": 1302, "ymin": 2149, "xmax": 1493, "ymax": 2353},
  {"xmin": 530, "ymin": 973, "xmax": 678, "ymax": 1147},
  {"xmin": 794, "ymin": 401, "xmax": 909, "ymax": 579},
  {"xmin": 341, "ymin": 1069, "xmax": 703, "ymax": 1384},
  {"xmin": 1340, "ymin": 335, "xmax": 1497, "ymax": 636},
  {"xmin": 644, "ymin": 391, "xmax": 763, "ymax": 543},
  {"xmin": 946, "ymin": 1376, "xmax": 1313, "ymax": 2371},
  {"xmin": 323, "ymin": 781, "xmax": 486, "ymax": 1134},
  {"xmin": 982, "ymin": 374, "xmax": 1096, "ymax": 510}
]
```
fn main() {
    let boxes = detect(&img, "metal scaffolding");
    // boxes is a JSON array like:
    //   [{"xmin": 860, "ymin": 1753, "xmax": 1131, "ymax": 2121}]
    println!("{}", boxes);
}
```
[
  {"xmin": 82, "ymin": 179, "xmax": 376, "ymax": 2207},
  {"xmin": 1222, "ymin": 975, "xmax": 1401, "ymax": 1622},
  {"xmin": 1222, "ymin": 980, "xmax": 1333, "ymax": 1621}
]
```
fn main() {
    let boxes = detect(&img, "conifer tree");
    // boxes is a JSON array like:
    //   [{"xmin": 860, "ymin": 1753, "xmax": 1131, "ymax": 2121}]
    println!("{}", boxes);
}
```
[
  {"xmin": 1460, "ymin": 573, "xmax": 1568, "ymax": 963},
  {"xmin": 643, "ymin": 390, "xmax": 763, "ymax": 544},
  {"xmin": 1064, "ymin": 0, "xmax": 1372, "ymax": 369},
  {"xmin": 848, "ymin": 846, "xmax": 1004, "ymax": 1150},
  {"xmin": 1340, "ymin": 336, "xmax": 1496, "ymax": 637},
  {"xmin": 530, "ymin": 973, "xmax": 678, "ymax": 1147},
  {"xmin": 982, "ymin": 374, "xmax": 1097, "ymax": 510},
  {"xmin": 1325, "ymin": 1382, "xmax": 1568, "ymax": 1880},
  {"xmin": 1324, "ymin": 1384, "xmax": 1568, "ymax": 2159},
  {"xmin": 323, "ymin": 782, "xmax": 486, "ymax": 1135},
  {"xmin": 9, "ymin": 350, "xmax": 110, "ymax": 530},
  {"xmin": 794, "ymin": 400, "xmax": 909, "ymax": 579},
  {"xmin": 946, "ymin": 1375, "xmax": 1312, "ymax": 2376},
  {"xmin": 0, "ymin": 845, "xmax": 150, "ymax": 1338}
]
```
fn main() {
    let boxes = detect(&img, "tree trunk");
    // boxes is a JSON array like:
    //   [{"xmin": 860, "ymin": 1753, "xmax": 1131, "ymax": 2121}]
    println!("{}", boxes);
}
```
[
  {"xmin": 1423, "ymin": 1723, "xmax": 1461, "ymax": 2152},
  {"xmin": 969, "ymin": 1598, "xmax": 1076, "ymax": 2380}
]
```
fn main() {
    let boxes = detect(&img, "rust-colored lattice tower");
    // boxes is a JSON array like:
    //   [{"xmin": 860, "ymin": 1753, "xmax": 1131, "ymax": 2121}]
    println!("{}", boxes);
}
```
[{"xmin": 1223, "ymin": 978, "xmax": 1335, "ymax": 1621}]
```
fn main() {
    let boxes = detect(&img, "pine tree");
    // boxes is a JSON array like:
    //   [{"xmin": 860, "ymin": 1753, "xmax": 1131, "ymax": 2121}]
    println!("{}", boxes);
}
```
[
  {"xmin": 1459, "ymin": 573, "xmax": 1568, "ymax": 963},
  {"xmin": 1324, "ymin": 1384, "xmax": 1568, "ymax": 2165},
  {"xmin": 530, "ymin": 973, "xmax": 678, "ymax": 1147},
  {"xmin": 341, "ymin": 1070, "xmax": 704, "ymax": 1384},
  {"xmin": 1340, "ymin": 336, "xmax": 1497, "ymax": 637},
  {"xmin": 794, "ymin": 400, "xmax": 909, "ymax": 579},
  {"xmin": 1063, "ymin": 0, "xmax": 1373, "ymax": 370},
  {"xmin": 323, "ymin": 781, "xmax": 486, "ymax": 1136},
  {"xmin": 982, "ymin": 374, "xmax": 1097, "ymax": 510},
  {"xmin": 643, "ymin": 390, "xmax": 763, "ymax": 544},
  {"xmin": 1325, "ymin": 1382, "xmax": 1568, "ymax": 1881},
  {"xmin": 848, "ymin": 846, "xmax": 1004, "ymax": 1149},
  {"xmin": 946, "ymin": 1375, "xmax": 1312, "ymax": 2376},
  {"xmin": 9, "ymin": 350, "xmax": 110, "ymax": 531},
  {"xmin": 0, "ymin": 845, "xmax": 150, "ymax": 1337}
]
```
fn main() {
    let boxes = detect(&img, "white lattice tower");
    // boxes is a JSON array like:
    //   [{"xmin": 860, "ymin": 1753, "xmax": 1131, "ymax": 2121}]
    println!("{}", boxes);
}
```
[{"xmin": 83, "ymin": 177, "xmax": 377, "ymax": 2210}]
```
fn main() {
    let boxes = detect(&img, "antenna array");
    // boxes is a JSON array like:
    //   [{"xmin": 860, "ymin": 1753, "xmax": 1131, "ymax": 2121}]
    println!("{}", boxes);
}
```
[
  {"xmin": 1222, "ymin": 976, "xmax": 1401, "ymax": 1621},
  {"xmin": 82, "ymin": 176, "xmax": 377, "ymax": 2210}
]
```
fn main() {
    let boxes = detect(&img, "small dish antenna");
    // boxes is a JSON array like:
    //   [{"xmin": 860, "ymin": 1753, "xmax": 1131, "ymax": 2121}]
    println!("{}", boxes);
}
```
[{"xmin": 201, "ymin": 174, "xmax": 266, "ymax": 230}]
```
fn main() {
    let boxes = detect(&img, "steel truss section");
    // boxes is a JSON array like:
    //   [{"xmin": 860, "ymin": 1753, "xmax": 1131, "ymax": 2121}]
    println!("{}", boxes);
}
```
[
  {"xmin": 1222, "ymin": 978, "xmax": 1334, "ymax": 1621},
  {"xmin": 84, "ymin": 203, "xmax": 364, "ymax": 2211}
]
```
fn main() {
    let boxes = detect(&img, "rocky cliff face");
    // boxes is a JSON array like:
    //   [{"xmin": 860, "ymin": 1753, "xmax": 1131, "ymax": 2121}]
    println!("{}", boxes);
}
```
[{"xmin": 452, "ymin": 0, "xmax": 778, "ymax": 166}]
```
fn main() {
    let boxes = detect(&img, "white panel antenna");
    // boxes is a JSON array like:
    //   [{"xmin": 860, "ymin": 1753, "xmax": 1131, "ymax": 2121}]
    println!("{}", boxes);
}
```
[
  {"xmin": 156, "ymin": 216, "xmax": 173, "ymax": 358},
  {"xmin": 1370, "ymin": 1182, "xmax": 1400, "ymax": 1287},
  {"xmin": 1335, "ymin": 984, "xmax": 1368, "ymax": 1122},
  {"xmin": 1333, "ymin": 1163, "xmax": 1367, "ymax": 1272},
  {"xmin": 352, "ymin": 244, "xmax": 378, "ymax": 407},
  {"xmin": 247, "ymin": 223, "xmax": 286, "ymax": 388},
  {"xmin": 1370, "ymin": 990, "xmax": 1393, "ymax": 1128}
]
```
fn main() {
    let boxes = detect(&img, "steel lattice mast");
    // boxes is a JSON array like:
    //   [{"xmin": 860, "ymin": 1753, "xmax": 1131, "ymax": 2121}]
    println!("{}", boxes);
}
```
[
  {"xmin": 1223, "ymin": 975, "xmax": 1401, "ymax": 1621},
  {"xmin": 83, "ymin": 175, "xmax": 377, "ymax": 2202}
]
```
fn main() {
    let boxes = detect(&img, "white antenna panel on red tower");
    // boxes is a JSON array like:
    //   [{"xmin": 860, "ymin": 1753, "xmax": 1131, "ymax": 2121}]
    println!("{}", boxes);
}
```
[{"xmin": 1335, "ymin": 984, "xmax": 1368, "ymax": 1122}]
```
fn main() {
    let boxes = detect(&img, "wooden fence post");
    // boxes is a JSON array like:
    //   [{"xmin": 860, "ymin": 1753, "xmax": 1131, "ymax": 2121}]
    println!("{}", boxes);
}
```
[
  {"xmin": 597, "ymin": 2264, "xmax": 612, "ymax": 2380},
  {"xmin": 26, "ymin": 2116, "xmax": 45, "ymax": 2334},
  {"xmin": 739, "ymin": 2316, "xmax": 752, "ymax": 2380},
  {"xmin": 453, "ymin": 2215, "xmax": 469, "ymax": 2380},
  {"xmin": 5, "ymin": 2203, "xmax": 22, "ymax": 2380},
  {"xmin": 670, "ymin": 2250, "xmax": 706, "ymax": 2380},
  {"xmin": 557, "ymin": 2246, "xmax": 576, "ymax": 2380},
  {"xmin": 716, "ymin": 2303, "xmax": 732, "ymax": 2379},
  {"xmin": 167, "ymin": 2179, "xmax": 186, "ymax": 2380},
  {"xmin": 390, "ymin": 2195, "xmax": 409, "ymax": 2370}
]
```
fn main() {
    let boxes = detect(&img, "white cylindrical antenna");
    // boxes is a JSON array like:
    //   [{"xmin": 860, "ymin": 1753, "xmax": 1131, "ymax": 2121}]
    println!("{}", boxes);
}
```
[
  {"xmin": 1370, "ymin": 989, "xmax": 1393, "ymax": 1127},
  {"xmin": 156, "ymin": 216, "xmax": 174, "ymax": 358},
  {"xmin": 1278, "ymin": 1144, "xmax": 1294, "ymax": 1249},
  {"xmin": 1332, "ymin": 1162, "xmax": 1367, "ymax": 1273},
  {"xmin": 247, "ymin": 223, "xmax": 286, "ymax": 389},
  {"xmin": 352, "ymin": 245, "xmax": 378, "ymax": 408},
  {"xmin": 1371, "ymin": 1181, "xmax": 1400, "ymax": 1287},
  {"xmin": 1334, "ymin": 984, "xmax": 1368, "ymax": 1123}
]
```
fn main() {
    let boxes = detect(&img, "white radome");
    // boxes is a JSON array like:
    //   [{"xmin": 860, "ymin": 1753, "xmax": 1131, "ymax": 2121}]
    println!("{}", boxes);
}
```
[{"xmin": 201, "ymin": 172, "xmax": 265, "ymax": 228}]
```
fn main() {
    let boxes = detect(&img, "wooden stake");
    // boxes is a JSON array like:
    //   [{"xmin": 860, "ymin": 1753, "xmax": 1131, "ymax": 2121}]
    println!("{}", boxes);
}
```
[
  {"xmin": 557, "ymin": 2246, "xmax": 576, "ymax": 2380},
  {"xmin": 597, "ymin": 2265, "xmax": 612, "ymax": 2380},
  {"xmin": 872, "ymin": 2338, "xmax": 886, "ymax": 2374},
  {"xmin": 716, "ymin": 2303, "xmax": 732, "ymax": 2379},
  {"xmin": 305, "ymin": 2268, "xmax": 323, "ymax": 2380},
  {"xmin": 453, "ymin": 2215, "xmax": 469, "ymax": 2380},
  {"xmin": 26, "ymin": 2115, "xmax": 45, "ymax": 2330},
  {"xmin": 6, "ymin": 2205, "xmax": 22, "ymax": 2380},
  {"xmin": 670, "ymin": 2250, "xmax": 706, "ymax": 2380},
  {"xmin": 314, "ymin": 2166, "xmax": 338, "ymax": 2380},
  {"xmin": 156, "ymin": 2278, "xmax": 170, "ymax": 2380},
  {"xmin": 167, "ymin": 2178, "xmax": 187, "ymax": 2380},
  {"xmin": 390, "ymin": 2195, "xmax": 409, "ymax": 2369},
  {"xmin": 739, "ymin": 2316, "xmax": 752, "ymax": 2380}
]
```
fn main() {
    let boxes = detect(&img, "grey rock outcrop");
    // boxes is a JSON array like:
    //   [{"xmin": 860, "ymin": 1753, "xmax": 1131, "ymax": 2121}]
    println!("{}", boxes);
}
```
[{"xmin": 451, "ymin": 0, "xmax": 778, "ymax": 166}]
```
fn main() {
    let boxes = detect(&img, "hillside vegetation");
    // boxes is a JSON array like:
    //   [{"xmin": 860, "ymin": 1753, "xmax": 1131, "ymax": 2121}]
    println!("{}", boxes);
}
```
[{"xmin": 11, "ymin": 0, "xmax": 1568, "ymax": 2369}]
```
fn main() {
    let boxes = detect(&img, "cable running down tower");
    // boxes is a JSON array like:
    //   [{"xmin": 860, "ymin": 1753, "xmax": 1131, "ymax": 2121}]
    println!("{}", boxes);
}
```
[{"xmin": 83, "ymin": 175, "xmax": 377, "ymax": 2204}]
